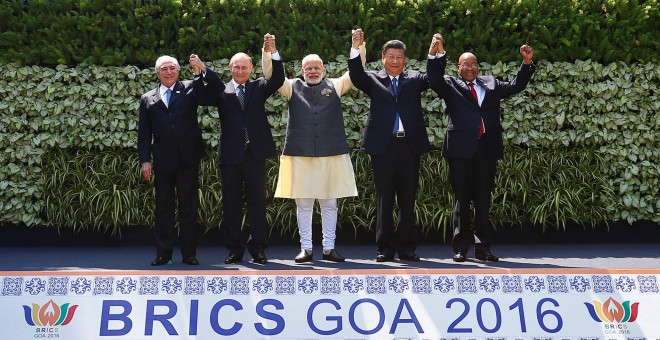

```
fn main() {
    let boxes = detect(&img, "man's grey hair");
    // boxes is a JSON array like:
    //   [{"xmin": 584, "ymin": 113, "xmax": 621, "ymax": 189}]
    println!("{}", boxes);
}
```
[
  {"xmin": 155, "ymin": 55, "xmax": 180, "ymax": 73},
  {"xmin": 302, "ymin": 54, "xmax": 323, "ymax": 66}
]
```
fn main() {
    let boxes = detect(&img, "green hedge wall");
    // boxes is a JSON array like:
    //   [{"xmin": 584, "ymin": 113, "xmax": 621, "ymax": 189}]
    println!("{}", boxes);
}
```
[
  {"xmin": 1, "ymin": 0, "xmax": 658, "ymax": 66},
  {"xmin": 1, "ymin": 56, "xmax": 657, "ymax": 233}
]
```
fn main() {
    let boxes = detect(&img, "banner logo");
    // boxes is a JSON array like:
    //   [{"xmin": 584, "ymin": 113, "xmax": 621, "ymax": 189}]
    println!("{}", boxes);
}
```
[
  {"xmin": 584, "ymin": 297, "xmax": 639, "ymax": 323},
  {"xmin": 23, "ymin": 299, "xmax": 78, "ymax": 326}
]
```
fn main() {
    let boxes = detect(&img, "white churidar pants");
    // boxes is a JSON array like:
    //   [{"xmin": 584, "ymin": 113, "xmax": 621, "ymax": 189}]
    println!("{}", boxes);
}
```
[{"xmin": 295, "ymin": 198, "xmax": 337, "ymax": 252}]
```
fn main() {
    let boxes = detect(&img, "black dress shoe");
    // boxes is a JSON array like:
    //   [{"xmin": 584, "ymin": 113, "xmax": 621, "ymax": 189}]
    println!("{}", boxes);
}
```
[
  {"xmin": 151, "ymin": 257, "xmax": 172, "ymax": 266},
  {"xmin": 182, "ymin": 257, "xmax": 199, "ymax": 265},
  {"xmin": 399, "ymin": 252, "xmax": 421, "ymax": 262},
  {"xmin": 295, "ymin": 249, "xmax": 313, "ymax": 263},
  {"xmin": 251, "ymin": 250, "xmax": 268, "ymax": 264},
  {"xmin": 224, "ymin": 253, "xmax": 243, "ymax": 264},
  {"xmin": 376, "ymin": 252, "xmax": 395, "ymax": 262},
  {"xmin": 475, "ymin": 250, "xmax": 499, "ymax": 262},
  {"xmin": 453, "ymin": 252, "xmax": 467, "ymax": 262},
  {"xmin": 322, "ymin": 249, "xmax": 345, "ymax": 262}
]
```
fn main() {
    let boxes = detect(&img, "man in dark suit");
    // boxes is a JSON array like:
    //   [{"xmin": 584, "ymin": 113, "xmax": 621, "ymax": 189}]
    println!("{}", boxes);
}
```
[
  {"xmin": 138, "ymin": 55, "xmax": 205, "ymax": 266},
  {"xmin": 427, "ymin": 35, "xmax": 535, "ymax": 262},
  {"xmin": 190, "ymin": 34, "xmax": 284, "ymax": 264},
  {"xmin": 348, "ymin": 29, "xmax": 441, "ymax": 262}
]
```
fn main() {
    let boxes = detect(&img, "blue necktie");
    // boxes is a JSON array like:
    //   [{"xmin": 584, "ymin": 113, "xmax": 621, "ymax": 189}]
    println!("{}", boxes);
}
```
[
  {"xmin": 165, "ymin": 89, "xmax": 172, "ymax": 107},
  {"xmin": 392, "ymin": 77, "xmax": 400, "ymax": 133}
]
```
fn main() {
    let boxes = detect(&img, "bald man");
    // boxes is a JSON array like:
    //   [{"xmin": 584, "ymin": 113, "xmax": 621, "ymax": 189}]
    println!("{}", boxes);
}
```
[
  {"xmin": 191, "ymin": 34, "xmax": 285, "ymax": 265},
  {"xmin": 427, "ymin": 36, "xmax": 535, "ymax": 263}
]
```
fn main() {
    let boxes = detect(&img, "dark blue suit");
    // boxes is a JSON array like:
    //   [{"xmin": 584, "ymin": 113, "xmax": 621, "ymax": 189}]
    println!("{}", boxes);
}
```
[
  {"xmin": 348, "ymin": 56, "xmax": 433, "ymax": 258},
  {"xmin": 194, "ymin": 62, "xmax": 284, "ymax": 256},
  {"xmin": 138, "ymin": 80, "xmax": 204, "ymax": 259},
  {"xmin": 428, "ymin": 55, "xmax": 535, "ymax": 253}
]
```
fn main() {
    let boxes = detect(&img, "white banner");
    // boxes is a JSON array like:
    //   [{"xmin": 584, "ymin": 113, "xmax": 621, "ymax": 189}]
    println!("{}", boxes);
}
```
[{"xmin": 2, "ymin": 269, "xmax": 659, "ymax": 339}]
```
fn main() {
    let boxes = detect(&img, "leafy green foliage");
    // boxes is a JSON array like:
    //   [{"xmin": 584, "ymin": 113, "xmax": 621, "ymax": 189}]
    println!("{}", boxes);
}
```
[
  {"xmin": 0, "ymin": 56, "xmax": 657, "ymax": 233},
  {"xmin": 1, "ymin": 0, "xmax": 658, "ymax": 66}
]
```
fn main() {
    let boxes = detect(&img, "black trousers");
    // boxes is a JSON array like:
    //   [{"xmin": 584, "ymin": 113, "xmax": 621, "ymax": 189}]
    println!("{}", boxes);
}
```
[
  {"xmin": 370, "ymin": 136, "xmax": 420, "ymax": 255},
  {"xmin": 153, "ymin": 162, "xmax": 199, "ymax": 259},
  {"xmin": 220, "ymin": 147, "xmax": 268, "ymax": 254},
  {"xmin": 448, "ymin": 137, "xmax": 497, "ymax": 253}
]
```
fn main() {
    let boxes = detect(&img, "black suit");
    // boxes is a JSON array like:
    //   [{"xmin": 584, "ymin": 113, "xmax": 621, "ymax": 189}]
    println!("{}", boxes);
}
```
[
  {"xmin": 348, "ymin": 56, "xmax": 433, "ymax": 257},
  {"xmin": 194, "ymin": 61, "xmax": 284, "ymax": 256},
  {"xmin": 138, "ymin": 80, "xmax": 204, "ymax": 260},
  {"xmin": 428, "ymin": 55, "xmax": 535, "ymax": 253}
]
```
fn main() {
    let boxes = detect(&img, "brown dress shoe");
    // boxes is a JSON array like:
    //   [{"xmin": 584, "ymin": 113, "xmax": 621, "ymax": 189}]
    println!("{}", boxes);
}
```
[
  {"xmin": 322, "ymin": 249, "xmax": 345, "ymax": 262},
  {"xmin": 295, "ymin": 249, "xmax": 313, "ymax": 263}
]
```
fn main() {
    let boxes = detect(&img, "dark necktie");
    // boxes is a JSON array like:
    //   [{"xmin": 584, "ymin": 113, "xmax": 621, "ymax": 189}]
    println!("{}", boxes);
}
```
[
  {"xmin": 237, "ymin": 84, "xmax": 245, "ymax": 110},
  {"xmin": 392, "ymin": 77, "xmax": 400, "ymax": 133},
  {"xmin": 165, "ymin": 89, "xmax": 172, "ymax": 107},
  {"xmin": 470, "ymin": 82, "xmax": 485, "ymax": 139},
  {"xmin": 237, "ymin": 84, "xmax": 249, "ymax": 145}
]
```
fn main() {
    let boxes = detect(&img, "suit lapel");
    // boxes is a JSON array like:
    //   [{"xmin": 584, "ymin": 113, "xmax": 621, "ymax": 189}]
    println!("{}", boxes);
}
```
[
  {"xmin": 378, "ymin": 70, "xmax": 397, "ymax": 98},
  {"xmin": 151, "ymin": 86, "xmax": 166, "ymax": 109}
]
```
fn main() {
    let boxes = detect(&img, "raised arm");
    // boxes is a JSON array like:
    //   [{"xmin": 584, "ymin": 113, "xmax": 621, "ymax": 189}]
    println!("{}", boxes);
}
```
[
  {"xmin": 427, "ymin": 33, "xmax": 448, "ymax": 98},
  {"xmin": 190, "ymin": 54, "xmax": 225, "ymax": 106},
  {"xmin": 347, "ymin": 28, "xmax": 371, "ymax": 94}
]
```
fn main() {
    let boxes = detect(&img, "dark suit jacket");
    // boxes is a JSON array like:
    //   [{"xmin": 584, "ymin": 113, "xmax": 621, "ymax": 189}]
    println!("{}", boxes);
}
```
[
  {"xmin": 348, "ymin": 57, "xmax": 433, "ymax": 156},
  {"xmin": 138, "ymin": 80, "xmax": 204, "ymax": 173},
  {"xmin": 194, "ymin": 61, "xmax": 285, "ymax": 165},
  {"xmin": 428, "ymin": 56, "xmax": 536, "ymax": 160}
]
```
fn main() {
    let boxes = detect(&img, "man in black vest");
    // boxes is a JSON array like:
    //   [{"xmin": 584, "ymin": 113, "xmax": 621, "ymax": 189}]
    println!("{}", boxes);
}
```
[{"xmin": 265, "ymin": 34, "xmax": 366, "ymax": 263}]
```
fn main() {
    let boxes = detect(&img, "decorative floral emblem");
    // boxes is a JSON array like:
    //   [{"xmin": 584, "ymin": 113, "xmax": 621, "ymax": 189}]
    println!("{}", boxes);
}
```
[
  {"xmin": 524, "ymin": 276, "xmax": 545, "ymax": 293},
  {"xmin": 252, "ymin": 277, "xmax": 273, "ymax": 294},
  {"xmin": 366, "ymin": 276, "xmax": 386, "ymax": 294},
  {"xmin": 343, "ymin": 276, "xmax": 363, "ymax": 294},
  {"xmin": 592, "ymin": 275, "xmax": 614, "ymax": 293},
  {"xmin": 502, "ymin": 275, "xmax": 522, "ymax": 293},
  {"xmin": 615, "ymin": 276, "xmax": 636, "ymax": 292},
  {"xmin": 321, "ymin": 276, "xmax": 341, "ymax": 294},
  {"xmin": 570, "ymin": 275, "xmax": 591, "ymax": 292},
  {"xmin": 2, "ymin": 277, "xmax": 23, "ymax": 296},
  {"xmin": 207, "ymin": 277, "xmax": 228, "ymax": 295},
  {"xmin": 298, "ymin": 277, "xmax": 318, "ymax": 294},
  {"xmin": 433, "ymin": 276, "xmax": 455, "ymax": 293},
  {"xmin": 478, "ymin": 275, "xmax": 500, "ymax": 293},
  {"xmin": 70, "ymin": 277, "xmax": 91, "ymax": 295},
  {"xmin": 48, "ymin": 277, "xmax": 69, "ymax": 296},
  {"xmin": 388, "ymin": 276, "xmax": 409, "ymax": 293},
  {"xmin": 638, "ymin": 275, "xmax": 659, "ymax": 293},
  {"xmin": 25, "ymin": 278, "xmax": 46, "ymax": 296},
  {"xmin": 411, "ymin": 275, "xmax": 432, "ymax": 294},
  {"xmin": 275, "ymin": 276, "xmax": 295, "ymax": 295},
  {"xmin": 184, "ymin": 276, "xmax": 205, "ymax": 295},
  {"xmin": 161, "ymin": 277, "xmax": 182, "ymax": 294},
  {"xmin": 321, "ymin": 88, "xmax": 333, "ymax": 96},
  {"xmin": 547, "ymin": 275, "xmax": 568, "ymax": 293},
  {"xmin": 93, "ymin": 277, "xmax": 114, "ymax": 295},
  {"xmin": 116, "ymin": 277, "xmax": 137, "ymax": 294}
]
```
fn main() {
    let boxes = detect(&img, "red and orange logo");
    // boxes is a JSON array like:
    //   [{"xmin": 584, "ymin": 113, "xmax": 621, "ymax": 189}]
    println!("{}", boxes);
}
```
[
  {"xmin": 22, "ymin": 299, "xmax": 78, "ymax": 326},
  {"xmin": 584, "ymin": 297, "xmax": 639, "ymax": 323}
]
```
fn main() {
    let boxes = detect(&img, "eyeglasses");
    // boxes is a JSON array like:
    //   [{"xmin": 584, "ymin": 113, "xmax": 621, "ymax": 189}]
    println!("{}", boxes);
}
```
[{"xmin": 459, "ymin": 64, "xmax": 479, "ymax": 70}]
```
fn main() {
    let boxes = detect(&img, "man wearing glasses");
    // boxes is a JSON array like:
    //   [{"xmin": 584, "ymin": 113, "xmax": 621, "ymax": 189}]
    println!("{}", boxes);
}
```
[{"xmin": 427, "ymin": 35, "xmax": 535, "ymax": 263}]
